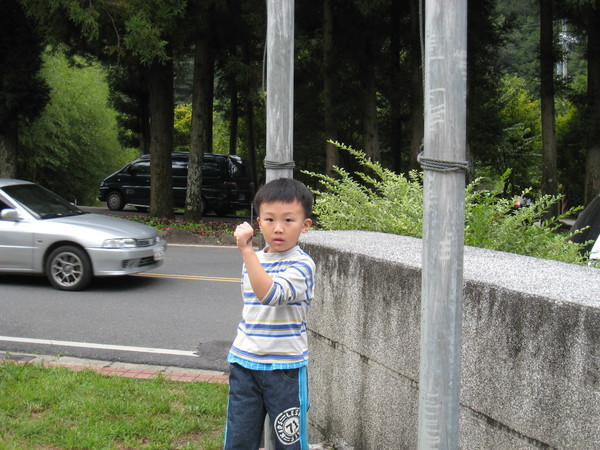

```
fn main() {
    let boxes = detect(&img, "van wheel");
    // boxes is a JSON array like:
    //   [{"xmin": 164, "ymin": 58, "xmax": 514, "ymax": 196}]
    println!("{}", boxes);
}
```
[
  {"xmin": 107, "ymin": 191, "xmax": 125, "ymax": 211},
  {"xmin": 46, "ymin": 245, "xmax": 93, "ymax": 291}
]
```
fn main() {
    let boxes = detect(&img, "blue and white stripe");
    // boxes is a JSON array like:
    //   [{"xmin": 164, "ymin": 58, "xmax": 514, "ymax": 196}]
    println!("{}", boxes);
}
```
[{"xmin": 228, "ymin": 245, "xmax": 316, "ymax": 370}]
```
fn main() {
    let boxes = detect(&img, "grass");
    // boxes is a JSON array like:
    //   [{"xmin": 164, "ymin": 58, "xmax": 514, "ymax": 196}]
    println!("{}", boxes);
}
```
[{"xmin": 0, "ymin": 361, "xmax": 228, "ymax": 449}]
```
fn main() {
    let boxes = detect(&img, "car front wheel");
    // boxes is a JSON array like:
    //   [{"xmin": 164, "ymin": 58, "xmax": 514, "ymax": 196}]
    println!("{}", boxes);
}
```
[
  {"xmin": 106, "ymin": 191, "xmax": 125, "ymax": 211},
  {"xmin": 46, "ymin": 246, "xmax": 93, "ymax": 291}
]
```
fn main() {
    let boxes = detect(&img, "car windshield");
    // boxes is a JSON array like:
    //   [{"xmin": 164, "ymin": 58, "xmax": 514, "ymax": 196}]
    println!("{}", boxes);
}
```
[{"xmin": 3, "ymin": 184, "xmax": 87, "ymax": 219}]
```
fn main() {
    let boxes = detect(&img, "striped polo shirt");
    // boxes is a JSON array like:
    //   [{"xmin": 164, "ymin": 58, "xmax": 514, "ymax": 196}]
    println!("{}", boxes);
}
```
[{"xmin": 228, "ymin": 245, "xmax": 316, "ymax": 370}]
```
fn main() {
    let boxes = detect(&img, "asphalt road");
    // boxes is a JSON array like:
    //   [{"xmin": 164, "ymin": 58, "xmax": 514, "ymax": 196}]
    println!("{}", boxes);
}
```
[{"xmin": 0, "ymin": 245, "xmax": 244, "ymax": 372}]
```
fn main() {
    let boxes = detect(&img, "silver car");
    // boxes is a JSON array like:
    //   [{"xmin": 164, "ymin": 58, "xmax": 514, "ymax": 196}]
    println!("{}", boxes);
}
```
[{"xmin": 0, "ymin": 179, "xmax": 166, "ymax": 291}]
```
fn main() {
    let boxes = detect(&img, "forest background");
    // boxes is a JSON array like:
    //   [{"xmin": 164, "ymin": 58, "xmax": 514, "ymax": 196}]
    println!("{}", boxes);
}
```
[{"xmin": 1, "ymin": 0, "xmax": 599, "ymax": 224}]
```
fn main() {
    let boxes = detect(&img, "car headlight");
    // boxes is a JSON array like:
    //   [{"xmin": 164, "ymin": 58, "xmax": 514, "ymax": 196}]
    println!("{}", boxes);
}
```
[{"xmin": 102, "ymin": 238, "xmax": 137, "ymax": 248}]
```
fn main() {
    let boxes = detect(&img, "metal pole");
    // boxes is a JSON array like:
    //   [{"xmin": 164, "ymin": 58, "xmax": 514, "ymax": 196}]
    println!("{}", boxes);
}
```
[
  {"xmin": 263, "ymin": 2, "xmax": 295, "ymax": 448},
  {"xmin": 417, "ymin": 0, "xmax": 467, "ymax": 448},
  {"xmin": 265, "ymin": 0, "xmax": 295, "ymax": 183}
]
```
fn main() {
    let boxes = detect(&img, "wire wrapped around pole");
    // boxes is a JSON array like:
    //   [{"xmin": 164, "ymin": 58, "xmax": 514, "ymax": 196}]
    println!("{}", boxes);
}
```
[
  {"xmin": 263, "ymin": 160, "xmax": 296, "ymax": 170},
  {"xmin": 417, "ymin": 151, "xmax": 468, "ymax": 172}
]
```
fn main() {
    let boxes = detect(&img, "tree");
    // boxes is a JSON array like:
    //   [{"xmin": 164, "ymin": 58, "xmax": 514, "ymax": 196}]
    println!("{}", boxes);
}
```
[
  {"xmin": 106, "ymin": 64, "xmax": 151, "ymax": 155},
  {"xmin": 118, "ymin": 1, "xmax": 187, "ymax": 218},
  {"xmin": 0, "ymin": 0, "xmax": 49, "ymax": 178},
  {"xmin": 184, "ymin": 1, "xmax": 222, "ymax": 221},
  {"xmin": 20, "ymin": 0, "xmax": 187, "ymax": 218},
  {"xmin": 467, "ymin": 0, "xmax": 510, "ymax": 177},
  {"xmin": 147, "ymin": 53, "xmax": 176, "ymax": 218},
  {"xmin": 584, "ymin": 0, "xmax": 600, "ymax": 204},
  {"xmin": 323, "ymin": 0, "xmax": 339, "ymax": 176},
  {"xmin": 408, "ymin": 0, "xmax": 424, "ymax": 171},
  {"xmin": 18, "ymin": 50, "xmax": 129, "ymax": 203},
  {"xmin": 496, "ymin": 75, "xmax": 542, "ymax": 193},
  {"xmin": 556, "ymin": 0, "xmax": 600, "ymax": 205},
  {"xmin": 185, "ymin": 34, "xmax": 213, "ymax": 221},
  {"xmin": 540, "ymin": 0, "xmax": 558, "ymax": 217}
]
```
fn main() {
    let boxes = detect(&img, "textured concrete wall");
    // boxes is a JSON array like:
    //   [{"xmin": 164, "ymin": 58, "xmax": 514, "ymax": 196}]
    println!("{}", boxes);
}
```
[{"xmin": 300, "ymin": 230, "xmax": 600, "ymax": 449}]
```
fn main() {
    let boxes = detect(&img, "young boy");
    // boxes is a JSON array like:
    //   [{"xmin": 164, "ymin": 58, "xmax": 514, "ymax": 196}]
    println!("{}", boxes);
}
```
[{"xmin": 225, "ymin": 177, "xmax": 316, "ymax": 450}]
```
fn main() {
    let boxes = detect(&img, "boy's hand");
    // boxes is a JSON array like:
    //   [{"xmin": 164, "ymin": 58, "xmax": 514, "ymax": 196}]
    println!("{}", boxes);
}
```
[{"xmin": 234, "ymin": 221, "xmax": 254, "ymax": 250}]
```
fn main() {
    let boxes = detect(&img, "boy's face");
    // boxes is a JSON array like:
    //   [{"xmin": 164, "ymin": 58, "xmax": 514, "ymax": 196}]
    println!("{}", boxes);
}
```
[{"xmin": 257, "ymin": 200, "xmax": 312, "ymax": 253}]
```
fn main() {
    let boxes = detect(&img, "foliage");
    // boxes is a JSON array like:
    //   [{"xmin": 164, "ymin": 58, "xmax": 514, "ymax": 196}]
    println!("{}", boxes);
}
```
[
  {"xmin": 125, "ymin": 215, "xmax": 237, "ymax": 237},
  {"xmin": 465, "ymin": 180, "xmax": 586, "ymax": 264},
  {"xmin": 173, "ymin": 102, "xmax": 231, "ymax": 154},
  {"xmin": 556, "ymin": 74, "xmax": 589, "ymax": 207},
  {"xmin": 14, "ymin": 0, "xmax": 596, "ymax": 210},
  {"xmin": 496, "ymin": 0, "xmax": 541, "ymax": 85},
  {"xmin": 0, "ymin": 0, "xmax": 49, "ymax": 126},
  {"xmin": 18, "ymin": 49, "xmax": 133, "ymax": 204},
  {"xmin": 467, "ymin": 0, "xmax": 512, "ymax": 169},
  {"xmin": 477, "ymin": 74, "xmax": 542, "ymax": 194},
  {"xmin": 304, "ymin": 144, "xmax": 590, "ymax": 265},
  {"xmin": 0, "ymin": 361, "xmax": 227, "ymax": 449},
  {"xmin": 174, "ymin": 103, "xmax": 192, "ymax": 152},
  {"xmin": 304, "ymin": 143, "xmax": 423, "ymax": 237}
]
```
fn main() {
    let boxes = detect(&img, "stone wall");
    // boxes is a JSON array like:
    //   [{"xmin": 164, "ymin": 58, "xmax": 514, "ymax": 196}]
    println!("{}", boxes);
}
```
[{"xmin": 301, "ymin": 230, "xmax": 600, "ymax": 449}]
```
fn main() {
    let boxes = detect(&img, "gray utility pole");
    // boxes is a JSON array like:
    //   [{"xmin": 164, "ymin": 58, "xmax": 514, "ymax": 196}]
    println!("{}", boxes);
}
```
[
  {"xmin": 265, "ymin": 0, "xmax": 295, "ymax": 183},
  {"xmin": 417, "ymin": 0, "xmax": 468, "ymax": 448},
  {"xmin": 263, "ymin": 4, "xmax": 295, "ymax": 448}
]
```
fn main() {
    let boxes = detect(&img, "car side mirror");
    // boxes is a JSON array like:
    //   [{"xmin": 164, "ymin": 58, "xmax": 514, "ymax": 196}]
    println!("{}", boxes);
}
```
[{"xmin": 1, "ymin": 208, "xmax": 24, "ymax": 221}]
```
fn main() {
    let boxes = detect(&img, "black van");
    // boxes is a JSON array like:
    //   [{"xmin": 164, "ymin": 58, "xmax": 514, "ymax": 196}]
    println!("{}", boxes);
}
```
[{"xmin": 98, "ymin": 152, "xmax": 254, "ymax": 216}]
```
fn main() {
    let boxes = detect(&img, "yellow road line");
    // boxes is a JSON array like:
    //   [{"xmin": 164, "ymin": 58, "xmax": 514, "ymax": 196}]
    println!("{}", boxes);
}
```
[{"xmin": 134, "ymin": 273, "xmax": 241, "ymax": 283}]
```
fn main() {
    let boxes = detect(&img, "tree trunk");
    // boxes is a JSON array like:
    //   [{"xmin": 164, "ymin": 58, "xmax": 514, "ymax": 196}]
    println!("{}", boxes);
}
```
[
  {"xmin": 540, "ymin": 0, "xmax": 558, "ymax": 217},
  {"xmin": 362, "ymin": 38, "xmax": 380, "ymax": 162},
  {"xmin": 323, "ymin": 0, "xmax": 338, "ymax": 176},
  {"xmin": 389, "ymin": 0, "xmax": 404, "ymax": 173},
  {"xmin": 585, "ymin": 0, "xmax": 600, "ymax": 205},
  {"xmin": 139, "ymin": 79, "xmax": 151, "ymax": 156},
  {"xmin": 245, "ymin": 95, "xmax": 259, "ymax": 190},
  {"xmin": 185, "ymin": 35, "xmax": 214, "ymax": 222},
  {"xmin": 229, "ymin": 76, "xmax": 239, "ymax": 156},
  {"xmin": 409, "ymin": 0, "xmax": 424, "ymax": 171},
  {"xmin": 241, "ymin": 43, "xmax": 259, "ymax": 190},
  {"xmin": 137, "ymin": 65, "xmax": 151, "ymax": 156},
  {"xmin": 0, "ymin": 118, "xmax": 18, "ymax": 178},
  {"xmin": 148, "ymin": 56, "xmax": 175, "ymax": 219}
]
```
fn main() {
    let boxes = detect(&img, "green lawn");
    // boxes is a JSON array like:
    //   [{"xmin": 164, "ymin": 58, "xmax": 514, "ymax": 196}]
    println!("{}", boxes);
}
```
[{"xmin": 0, "ymin": 361, "xmax": 228, "ymax": 449}]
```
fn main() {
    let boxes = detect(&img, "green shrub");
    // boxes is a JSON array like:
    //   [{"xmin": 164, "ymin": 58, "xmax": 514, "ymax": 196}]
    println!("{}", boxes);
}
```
[
  {"xmin": 124, "ymin": 215, "xmax": 237, "ymax": 236},
  {"xmin": 18, "ymin": 50, "xmax": 128, "ymax": 205},
  {"xmin": 304, "ymin": 143, "xmax": 590, "ymax": 265},
  {"xmin": 464, "ymin": 182, "xmax": 586, "ymax": 264},
  {"xmin": 304, "ymin": 144, "xmax": 423, "ymax": 237}
]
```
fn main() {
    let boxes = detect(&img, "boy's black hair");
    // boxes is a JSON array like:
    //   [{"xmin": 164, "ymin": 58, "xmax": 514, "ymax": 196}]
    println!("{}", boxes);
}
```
[{"xmin": 254, "ymin": 178, "xmax": 314, "ymax": 218}]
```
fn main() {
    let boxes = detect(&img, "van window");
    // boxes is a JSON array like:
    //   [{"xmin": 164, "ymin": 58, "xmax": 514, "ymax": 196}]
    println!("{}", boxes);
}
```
[
  {"xmin": 204, "ymin": 160, "xmax": 221, "ymax": 178},
  {"xmin": 130, "ymin": 160, "xmax": 150, "ymax": 175},
  {"xmin": 172, "ymin": 160, "xmax": 188, "ymax": 177},
  {"xmin": 227, "ymin": 158, "xmax": 249, "ymax": 179}
]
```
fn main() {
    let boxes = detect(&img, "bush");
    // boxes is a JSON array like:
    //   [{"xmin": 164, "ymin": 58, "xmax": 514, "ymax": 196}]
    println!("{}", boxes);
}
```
[
  {"xmin": 124, "ymin": 215, "xmax": 237, "ymax": 237},
  {"xmin": 464, "ymin": 182, "xmax": 586, "ymax": 264},
  {"xmin": 304, "ymin": 144, "xmax": 423, "ymax": 237},
  {"xmin": 18, "ymin": 50, "xmax": 130, "ymax": 205},
  {"xmin": 304, "ymin": 143, "xmax": 590, "ymax": 265}
]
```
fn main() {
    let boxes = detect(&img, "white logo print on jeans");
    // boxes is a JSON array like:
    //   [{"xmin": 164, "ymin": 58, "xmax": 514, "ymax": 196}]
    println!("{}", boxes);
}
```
[{"xmin": 274, "ymin": 407, "xmax": 300, "ymax": 444}]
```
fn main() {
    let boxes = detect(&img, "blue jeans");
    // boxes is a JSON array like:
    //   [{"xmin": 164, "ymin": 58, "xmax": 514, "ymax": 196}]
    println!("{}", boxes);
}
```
[{"xmin": 224, "ymin": 363, "xmax": 309, "ymax": 450}]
